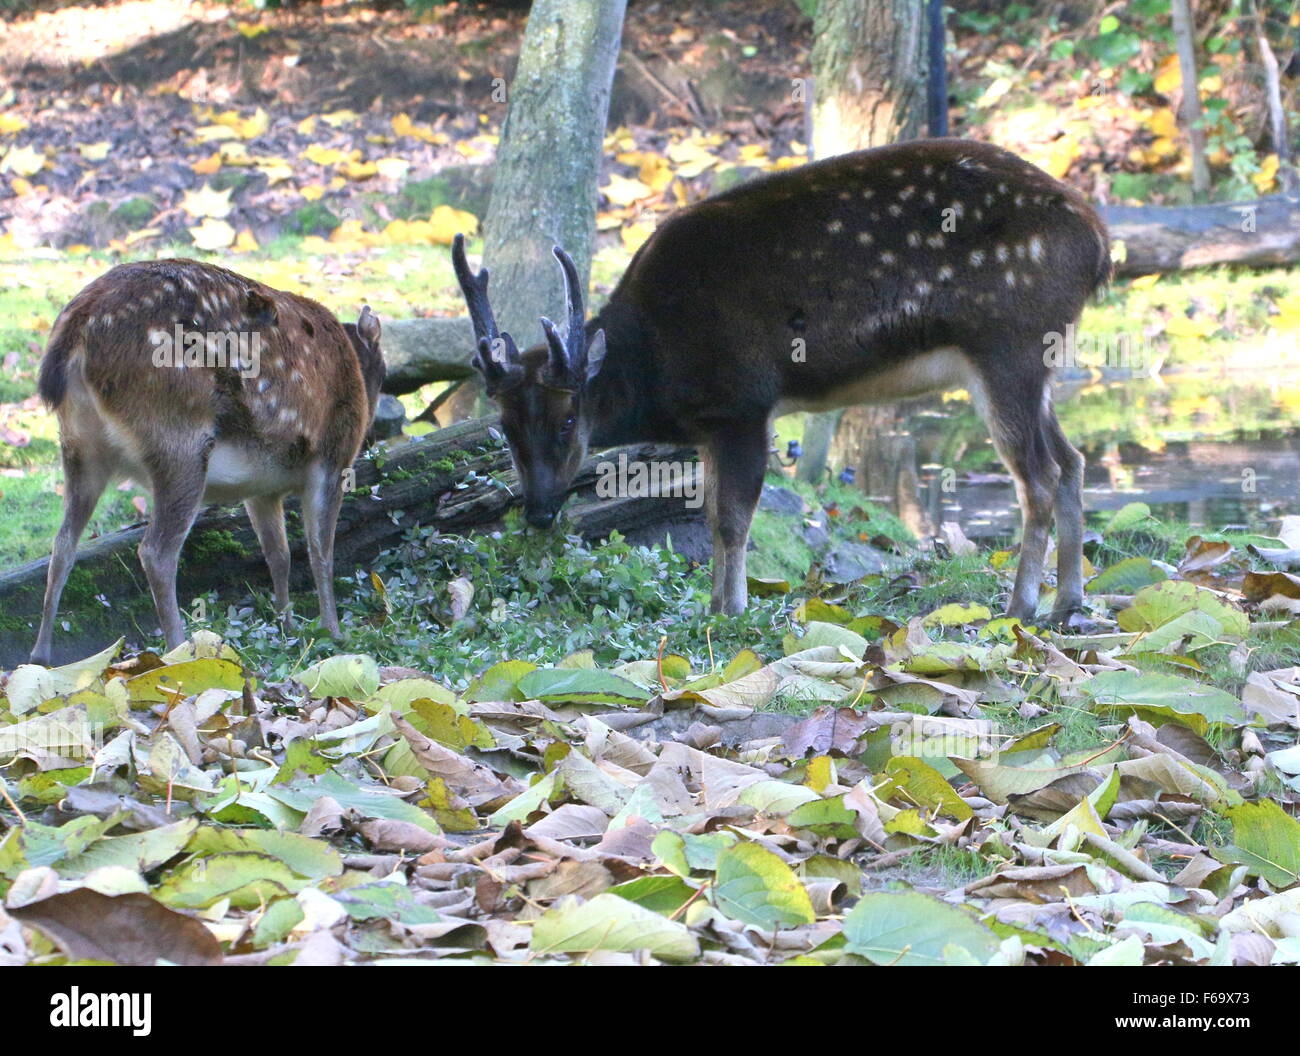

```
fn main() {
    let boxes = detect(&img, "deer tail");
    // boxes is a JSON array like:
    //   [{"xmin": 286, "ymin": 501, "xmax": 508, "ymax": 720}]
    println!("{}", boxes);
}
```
[{"xmin": 38, "ymin": 315, "xmax": 77, "ymax": 410}]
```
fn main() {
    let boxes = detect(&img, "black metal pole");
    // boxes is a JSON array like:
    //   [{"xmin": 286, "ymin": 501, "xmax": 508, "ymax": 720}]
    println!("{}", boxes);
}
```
[{"xmin": 927, "ymin": 0, "xmax": 948, "ymax": 137}]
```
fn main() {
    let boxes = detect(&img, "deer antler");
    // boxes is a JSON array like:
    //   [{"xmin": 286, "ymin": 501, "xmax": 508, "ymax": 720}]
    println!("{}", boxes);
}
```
[
  {"xmin": 452, "ymin": 233, "xmax": 522, "ymax": 395},
  {"xmin": 540, "ymin": 246, "xmax": 603, "ymax": 391}
]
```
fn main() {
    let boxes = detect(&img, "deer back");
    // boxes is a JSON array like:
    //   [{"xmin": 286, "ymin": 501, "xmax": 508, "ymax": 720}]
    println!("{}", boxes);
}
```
[{"xmin": 40, "ymin": 259, "xmax": 383, "ymax": 490}]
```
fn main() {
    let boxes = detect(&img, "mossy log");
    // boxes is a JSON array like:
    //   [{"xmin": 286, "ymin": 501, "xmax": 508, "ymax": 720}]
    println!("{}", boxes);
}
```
[{"xmin": 0, "ymin": 418, "xmax": 701, "ymax": 666}]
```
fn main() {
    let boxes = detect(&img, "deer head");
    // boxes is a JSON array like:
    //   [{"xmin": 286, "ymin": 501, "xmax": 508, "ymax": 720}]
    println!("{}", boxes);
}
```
[{"xmin": 452, "ymin": 234, "xmax": 605, "ymax": 528}]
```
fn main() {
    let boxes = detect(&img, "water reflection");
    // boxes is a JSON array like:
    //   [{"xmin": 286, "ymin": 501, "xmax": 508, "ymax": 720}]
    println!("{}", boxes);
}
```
[{"xmin": 801, "ymin": 370, "xmax": 1300, "ymax": 539}]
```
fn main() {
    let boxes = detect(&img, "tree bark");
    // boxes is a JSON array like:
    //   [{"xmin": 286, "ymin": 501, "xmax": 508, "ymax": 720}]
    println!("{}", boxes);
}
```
[
  {"xmin": 810, "ymin": 0, "xmax": 926, "ymax": 157},
  {"xmin": 801, "ymin": 0, "xmax": 926, "ymax": 489},
  {"xmin": 0, "ymin": 422, "xmax": 699, "ymax": 667},
  {"xmin": 1171, "ymin": 0, "xmax": 1211, "ymax": 201}
]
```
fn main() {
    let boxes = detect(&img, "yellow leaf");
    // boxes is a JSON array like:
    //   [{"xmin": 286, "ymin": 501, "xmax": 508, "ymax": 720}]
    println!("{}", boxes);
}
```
[
  {"xmin": 255, "ymin": 158, "xmax": 293, "ymax": 185},
  {"xmin": 1129, "ymin": 274, "xmax": 1161, "ymax": 290},
  {"xmin": 666, "ymin": 138, "xmax": 718, "ymax": 178},
  {"xmin": 77, "ymin": 141, "xmax": 111, "ymax": 161},
  {"xmin": 341, "ymin": 160, "xmax": 379, "ymax": 180},
  {"xmin": 375, "ymin": 157, "xmax": 410, "ymax": 180},
  {"xmin": 1, "ymin": 144, "xmax": 45, "ymax": 176},
  {"xmin": 124, "ymin": 227, "xmax": 162, "ymax": 246},
  {"xmin": 191, "ymin": 152, "xmax": 222, "ymax": 175},
  {"xmin": 300, "ymin": 184, "xmax": 326, "ymax": 201},
  {"xmin": 181, "ymin": 183, "xmax": 234, "ymax": 219},
  {"xmin": 429, "ymin": 204, "xmax": 478, "ymax": 244},
  {"xmin": 189, "ymin": 218, "xmax": 236, "ymax": 250},
  {"xmin": 638, "ymin": 153, "xmax": 673, "ymax": 193},
  {"xmin": 1154, "ymin": 54, "xmax": 1181, "ymax": 95},
  {"xmin": 301, "ymin": 144, "xmax": 349, "ymax": 166},
  {"xmin": 236, "ymin": 21, "xmax": 268, "ymax": 39},
  {"xmin": 1252, "ymin": 154, "xmax": 1280, "ymax": 194},
  {"xmin": 1146, "ymin": 107, "xmax": 1179, "ymax": 139},
  {"xmin": 193, "ymin": 125, "xmax": 239, "ymax": 142},
  {"xmin": 296, "ymin": 115, "xmax": 317, "ymax": 136},
  {"xmin": 976, "ymin": 76, "xmax": 1013, "ymax": 108},
  {"xmin": 10, "ymin": 177, "xmax": 33, "ymax": 196},
  {"xmin": 232, "ymin": 229, "xmax": 259, "ymax": 253},
  {"xmin": 738, "ymin": 143, "xmax": 769, "ymax": 164},
  {"xmin": 771, "ymin": 155, "xmax": 806, "ymax": 171},
  {"xmin": 0, "ymin": 114, "xmax": 28, "ymax": 135},
  {"xmin": 620, "ymin": 220, "xmax": 656, "ymax": 253},
  {"xmin": 595, "ymin": 211, "xmax": 624, "ymax": 231},
  {"xmin": 321, "ymin": 110, "xmax": 358, "ymax": 128},
  {"xmin": 602, "ymin": 172, "xmax": 653, "ymax": 207}
]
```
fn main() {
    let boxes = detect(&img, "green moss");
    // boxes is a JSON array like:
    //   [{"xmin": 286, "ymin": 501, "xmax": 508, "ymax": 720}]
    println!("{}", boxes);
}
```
[
  {"xmin": 110, "ymin": 197, "xmax": 156, "ymax": 227},
  {"xmin": 187, "ymin": 529, "xmax": 249, "ymax": 563}
]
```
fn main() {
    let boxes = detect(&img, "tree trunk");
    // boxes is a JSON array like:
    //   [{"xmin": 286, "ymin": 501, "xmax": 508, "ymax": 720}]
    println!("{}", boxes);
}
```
[
  {"xmin": 0, "ymin": 423, "xmax": 699, "ymax": 667},
  {"xmin": 800, "ymin": 0, "xmax": 926, "ymax": 490},
  {"xmin": 441, "ymin": 0, "xmax": 628, "ymax": 420},
  {"xmin": 1171, "ymin": 0, "xmax": 1211, "ymax": 201},
  {"xmin": 810, "ymin": 0, "xmax": 926, "ymax": 157}
]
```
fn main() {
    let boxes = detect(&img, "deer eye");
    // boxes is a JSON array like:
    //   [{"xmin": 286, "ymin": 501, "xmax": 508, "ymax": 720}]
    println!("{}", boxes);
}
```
[{"xmin": 561, "ymin": 415, "xmax": 576, "ymax": 435}]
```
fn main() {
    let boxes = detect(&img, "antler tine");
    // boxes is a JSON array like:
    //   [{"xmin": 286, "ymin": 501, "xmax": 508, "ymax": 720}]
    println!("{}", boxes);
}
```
[
  {"xmin": 552, "ymin": 246, "xmax": 587, "ymax": 353},
  {"xmin": 451, "ymin": 233, "xmax": 497, "ymax": 346},
  {"xmin": 541, "ymin": 246, "xmax": 588, "ymax": 388},
  {"xmin": 451, "ymin": 233, "xmax": 521, "ymax": 393}
]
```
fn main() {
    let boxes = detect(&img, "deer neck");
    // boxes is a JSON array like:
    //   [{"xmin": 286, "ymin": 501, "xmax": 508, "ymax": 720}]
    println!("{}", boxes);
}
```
[{"xmin": 585, "ymin": 301, "xmax": 670, "ymax": 448}]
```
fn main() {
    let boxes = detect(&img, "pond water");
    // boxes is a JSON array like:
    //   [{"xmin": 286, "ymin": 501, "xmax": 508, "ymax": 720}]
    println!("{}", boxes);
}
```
[{"xmin": 809, "ymin": 368, "xmax": 1300, "ymax": 539}]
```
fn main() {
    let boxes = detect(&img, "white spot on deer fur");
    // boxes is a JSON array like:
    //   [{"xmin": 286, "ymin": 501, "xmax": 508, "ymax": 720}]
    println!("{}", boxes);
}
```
[
  {"xmin": 907, "ymin": 232, "xmax": 921, "ymax": 247},
  {"xmin": 898, "ymin": 186, "xmax": 915, "ymax": 200},
  {"xmin": 1005, "ymin": 270, "xmax": 1017, "ymax": 286},
  {"xmin": 1014, "ymin": 194, "xmax": 1025, "ymax": 207},
  {"xmin": 861, "ymin": 189, "xmax": 875, "ymax": 200},
  {"xmin": 147, "ymin": 328, "xmax": 167, "ymax": 345},
  {"xmin": 1029, "ymin": 235, "xmax": 1044, "ymax": 262},
  {"xmin": 998, "ymin": 182, "xmax": 1008, "ymax": 194},
  {"xmin": 856, "ymin": 231, "xmax": 873, "ymax": 245},
  {"xmin": 891, "ymin": 168, "xmax": 904, "ymax": 177},
  {"xmin": 924, "ymin": 190, "xmax": 935, "ymax": 203},
  {"xmin": 256, "ymin": 377, "xmax": 271, "ymax": 394},
  {"xmin": 1014, "ymin": 243, "xmax": 1026, "ymax": 259},
  {"xmin": 838, "ymin": 191, "xmax": 852, "ymax": 201},
  {"xmin": 984, "ymin": 193, "xmax": 994, "ymax": 206},
  {"xmin": 949, "ymin": 201, "xmax": 965, "ymax": 218},
  {"xmin": 926, "ymin": 234, "xmax": 945, "ymax": 249},
  {"xmin": 922, "ymin": 164, "xmax": 933, "ymax": 176},
  {"xmin": 937, "ymin": 265, "xmax": 954, "ymax": 281},
  {"xmin": 887, "ymin": 204, "xmax": 903, "ymax": 217},
  {"xmin": 995, "ymin": 245, "xmax": 1009, "ymax": 262},
  {"xmin": 879, "ymin": 251, "xmax": 896, "ymax": 264},
  {"xmin": 973, "ymin": 207, "xmax": 983, "ymax": 220},
  {"xmin": 826, "ymin": 219, "xmax": 844, "ymax": 234},
  {"xmin": 969, "ymin": 250, "xmax": 985, "ymax": 266},
  {"xmin": 899, "ymin": 299, "xmax": 919, "ymax": 314},
  {"xmin": 914, "ymin": 281, "xmax": 931, "ymax": 296}
]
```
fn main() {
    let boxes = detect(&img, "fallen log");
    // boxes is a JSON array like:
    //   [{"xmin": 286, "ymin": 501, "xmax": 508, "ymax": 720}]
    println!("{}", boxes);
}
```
[
  {"xmin": 0, "ymin": 418, "xmax": 703, "ymax": 667},
  {"xmin": 1102, "ymin": 194, "xmax": 1300, "ymax": 276}
]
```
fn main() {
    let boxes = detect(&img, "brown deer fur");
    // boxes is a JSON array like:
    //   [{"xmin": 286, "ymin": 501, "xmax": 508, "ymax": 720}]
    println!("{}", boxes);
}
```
[
  {"xmin": 31, "ymin": 258, "xmax": 385, "ymax": 664},
  {"xmin": 454, "ymin": 138, "xmax": 1110, "ymax": 621}
]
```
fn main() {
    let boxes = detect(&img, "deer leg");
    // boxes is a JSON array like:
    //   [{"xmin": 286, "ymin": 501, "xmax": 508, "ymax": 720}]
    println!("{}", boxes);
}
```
[
  {"xmin": 1044, "ymin": 406, "xmax": 1086, "ymax": 620},
  {"xmin": 245, "ymin": 495, "xmax": 291, "ymax": 615},
  {"xmin": 703, "ymin": 424, "xmax": 768, "ymax": 615},
  {"xmin": 300, "ymin": 462, "xmax": 346, "ymax": 638},
  {"xmin": 31, "ymin": 446, "xmax": 111, "ymax": 665},
  {"xmin": 139, "ymin": 445, "xmax": 209, "ymax": 651},
  {"xmin": 978, "ymin": 379, "xmax": 1061, "ymax": 622}
]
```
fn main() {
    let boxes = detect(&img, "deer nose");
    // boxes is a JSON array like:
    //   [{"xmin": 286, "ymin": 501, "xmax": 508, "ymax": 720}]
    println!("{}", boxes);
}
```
[{"xmin": 525, "ymin": 507, "xmax": 557, "ymax": 529}]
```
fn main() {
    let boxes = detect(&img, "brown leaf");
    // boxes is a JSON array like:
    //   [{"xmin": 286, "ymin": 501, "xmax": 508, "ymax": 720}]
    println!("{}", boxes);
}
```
[{"xmin": 10, "ymin": 890, "xmax": 222, "ymax": 966}]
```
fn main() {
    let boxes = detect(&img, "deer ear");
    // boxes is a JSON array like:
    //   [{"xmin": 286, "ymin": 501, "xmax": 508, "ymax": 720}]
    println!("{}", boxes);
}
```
[
  {"xmin": 585, "ymin": 329, "xmax": 606, "ymax": 382},
  {"xmin": 356, "ymin": 305, "xmax": 381, "ymax": 347}
]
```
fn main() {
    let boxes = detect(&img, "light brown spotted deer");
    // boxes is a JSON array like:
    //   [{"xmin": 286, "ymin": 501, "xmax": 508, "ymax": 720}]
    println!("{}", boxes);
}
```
[
  {"xmin": 31, "ymin": 258, "xmax": 385, "ymax": 664},
  {"xmin": 454, "ymin": 138, "xmax": 1110, "ymax": 621}
]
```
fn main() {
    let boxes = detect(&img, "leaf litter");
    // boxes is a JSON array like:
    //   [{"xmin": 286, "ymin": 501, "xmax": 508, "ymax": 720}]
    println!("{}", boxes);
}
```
[{"xmin": 2, "ymin": 525, "xmax": 1299, "ymax": 966}]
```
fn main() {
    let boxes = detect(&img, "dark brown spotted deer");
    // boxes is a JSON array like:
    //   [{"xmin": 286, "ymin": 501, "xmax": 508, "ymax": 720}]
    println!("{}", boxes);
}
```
[
  {"xmin": 30, "ymin": 259, "xmax": 385, "ymax": 665},
  {"xmin": 453, "ymin": 138, "xmax": 1110, "ymax": 621}
]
